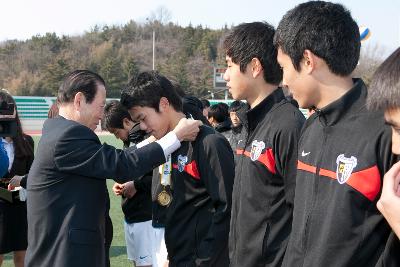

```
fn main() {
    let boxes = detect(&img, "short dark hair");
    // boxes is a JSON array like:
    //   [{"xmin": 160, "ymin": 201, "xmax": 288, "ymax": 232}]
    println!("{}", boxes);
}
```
[
  {"xmin": 229, "ymin": 100, "xmax": 245, "ymax": 113},
  {"xmin": 201, "ymin": 99, "xmax": 210, "ymax": 109},
  {"xmin": 208, "ymin": 103, "xmax": 229, "ymax": 123},
  {"xmin": 367, "ymin": 47, "xmax": 400, "ymax": 110},
  {"xmin": 58, "ymin": 70, "xmax": 105, "ymax": 104},
  {"xmin": 274, "ymin": 1, "xmax": 360, "ymax": 76},
  {"xmin": 102, "ymin": 100, "xmax": 132, "ymax": 130},
  {"xmin": 224, "ymin": 22, "xmax": 282, "ymax": 85},
  {"xmin": 120, "ymin": 71, "xmax": 183, "ymax": 112}
]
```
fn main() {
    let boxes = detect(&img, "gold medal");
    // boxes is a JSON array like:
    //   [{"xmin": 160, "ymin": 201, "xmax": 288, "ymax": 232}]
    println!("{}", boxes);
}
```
[
  {"xmin": 158, "ymin": 155, "xmax": 172, "ymax": 207},
  {"xmin": 157, "ymin": 189, "xmax": 172, "ymax": 206}
]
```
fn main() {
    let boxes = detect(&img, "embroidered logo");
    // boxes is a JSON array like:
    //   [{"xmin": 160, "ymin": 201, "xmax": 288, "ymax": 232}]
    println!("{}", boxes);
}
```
[
  {"xmin": 250, "ymin": 140, "xmax": 265, "ymax": 161},
  {"xmin": 336, "ymin": 154, "xmax": 357, "ymax": 184},
  {"xmin": 301, "ymin": 150, "xmax": 311, "ymax": 157},
  {"xmin": 177, "ymin": 155, "xmax": 188, "ymax": 172}
]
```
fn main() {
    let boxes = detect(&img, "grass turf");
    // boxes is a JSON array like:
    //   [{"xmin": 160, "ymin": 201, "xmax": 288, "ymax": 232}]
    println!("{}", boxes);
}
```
[{"xmin": 2, "ymin": 135, "xmax": 133, "ymax": 267}]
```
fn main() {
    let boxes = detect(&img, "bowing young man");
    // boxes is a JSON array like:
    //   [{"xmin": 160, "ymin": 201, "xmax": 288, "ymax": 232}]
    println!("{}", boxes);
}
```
[{"xmin": 121, "ymin": 71, "xmax": 235, "ymax": 267}]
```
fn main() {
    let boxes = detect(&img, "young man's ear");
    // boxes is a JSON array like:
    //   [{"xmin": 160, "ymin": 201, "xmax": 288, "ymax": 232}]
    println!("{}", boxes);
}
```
[
  {"xmin": 159, "ymin": 97, "xmax": 170, "ymax": 112},
  {"xmin": 208, "ymin": 116, "xmax": 216, "ymax": 126},
  {"xmin": 250, "ymin": 58, "xmax": 263, "ymax": 78},
  {"xmin": 122, "ymin": 117, "xmax": 133, "ymax": 130},
  {"xmin": 302, "ymin": 50, "xmax": 317, "ymax": 74}
]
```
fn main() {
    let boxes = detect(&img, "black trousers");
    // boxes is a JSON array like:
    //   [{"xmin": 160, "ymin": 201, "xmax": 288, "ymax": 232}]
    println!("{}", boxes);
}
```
[{"xmin": 105, "ymin": 214, "xmax": 113, "ymax": 267}]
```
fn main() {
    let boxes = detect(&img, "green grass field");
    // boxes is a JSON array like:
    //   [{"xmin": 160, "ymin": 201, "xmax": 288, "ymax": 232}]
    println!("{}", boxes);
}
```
[{"xmin": 2, "ymin": 135, "xmax": 133, "ymax": 267}]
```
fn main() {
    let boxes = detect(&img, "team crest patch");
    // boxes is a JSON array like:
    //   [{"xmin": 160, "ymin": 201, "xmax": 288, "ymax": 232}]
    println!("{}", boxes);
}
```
[
  {"xmin": 250, "ymin": 140, "xmax": 265, "ymax": 161},
  {"xmin": 336, "ymin": 154, "xmax": 357, "ymax": 184},
  {"xmin": 177, "ymin": 155, "xmax": 188, "ymax": 172}
]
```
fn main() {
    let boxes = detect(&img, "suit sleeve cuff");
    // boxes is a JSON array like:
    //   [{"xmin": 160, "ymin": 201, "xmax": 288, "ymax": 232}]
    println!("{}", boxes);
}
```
[{"xmin": 20, "ymin": 175, "xmax": 28, "ymax": 189}]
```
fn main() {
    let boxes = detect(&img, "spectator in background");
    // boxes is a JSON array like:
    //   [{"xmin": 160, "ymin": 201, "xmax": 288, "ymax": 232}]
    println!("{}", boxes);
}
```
[
  {"xmin": 173, "ymin": 83, "xmax": 210, "ymax": 126},
  {"xmin": 217, "ymin": 102, "xmax": 230, "ymax": 116},
  {"xmin": 200, "ymin": 99, "xmax": 210, "ymax": 118},
  {"xmin": 227, "ymin": 101, "xmax": 245, "ymax": 151},
  {"xmin": 47, "ymin": 102, "xmax": 59, "ymax": 119},
  {"xmin": 207, "ymin": 103, "xmax": 232, "ymax": 140},
  {"xmin": 0, "ymin": 89, "xmax": 34, "ymax": 267},
  {"xmin": 182, "ymin": 97, "xmax": 210, "ymax": 126}
]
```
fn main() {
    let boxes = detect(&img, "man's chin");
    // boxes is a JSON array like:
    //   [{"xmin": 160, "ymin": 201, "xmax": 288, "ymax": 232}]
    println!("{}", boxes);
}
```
[
  {"xmin": 230, "ymin": 91, "xmax": 244, "ymax": 101},
  {"xmin": 151, "ymin": 132, "xmax": 161, "ymax": 140},
  {"xmin": 154, "ymin": 129, "xmax": 170, "ymax": 140}
]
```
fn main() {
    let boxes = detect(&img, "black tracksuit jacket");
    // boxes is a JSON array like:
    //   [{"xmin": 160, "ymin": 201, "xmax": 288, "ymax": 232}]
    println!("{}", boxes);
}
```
[
  {"xmin": 229, "ymin": 88, "xmax": 305, "ymax": 267},
  {"xmin": 120, "ymin": 127, "xmax": 152, "ymax": 223},
  {"xmin": 165, "ymin": 126, "xmax": 235, "ymax": 267},
  {"xmin": 282, "ymin": 79, "xmax": 400, "ymax": 267}
]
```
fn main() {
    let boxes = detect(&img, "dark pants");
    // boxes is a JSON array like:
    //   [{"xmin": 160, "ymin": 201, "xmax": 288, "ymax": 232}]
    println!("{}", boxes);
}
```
[{"xmin": 105, "ymin": 214, "xmax": 113, "ymax": 267}]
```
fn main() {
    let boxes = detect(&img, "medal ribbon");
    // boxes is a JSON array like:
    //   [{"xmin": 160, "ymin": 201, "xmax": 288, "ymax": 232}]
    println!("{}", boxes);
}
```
[{"xmin": 159, "ymin": 154, "xmax": 172, "ymax": 186}]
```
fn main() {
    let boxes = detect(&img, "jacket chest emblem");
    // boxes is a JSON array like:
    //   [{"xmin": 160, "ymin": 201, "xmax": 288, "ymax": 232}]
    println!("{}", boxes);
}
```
[
  {"xmin": 250, "ymin": 140, "xmax": 265, "ymax": 161},
  {"xmin": 177, "ymin": 155, "xmax": 188, "ymax": 172},
  {"xmin": 336, "ymin": 154, "xmax": 358, "ymax": 184}
]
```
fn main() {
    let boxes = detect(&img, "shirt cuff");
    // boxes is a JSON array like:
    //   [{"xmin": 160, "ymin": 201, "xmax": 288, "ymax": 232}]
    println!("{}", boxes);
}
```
[
  {"xmin": 156, "ymin": 132, "xmax": 181, "ymax": 160},
  {"xmin": 136, "ymin": 140, "xmax": 150, "ymax": 149}
]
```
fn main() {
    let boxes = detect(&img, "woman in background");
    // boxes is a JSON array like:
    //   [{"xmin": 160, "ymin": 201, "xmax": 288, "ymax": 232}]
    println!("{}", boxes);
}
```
[{"xmin": 0, "ymin": 90, "xmax": 34, "ymax": 267}]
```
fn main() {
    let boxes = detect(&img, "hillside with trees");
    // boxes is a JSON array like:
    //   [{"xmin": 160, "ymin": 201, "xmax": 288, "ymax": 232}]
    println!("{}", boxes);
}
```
[
  {"xmin": 0, "ymin": 16, "xmax": 229, "ymax": 98},
  {"xmin": 0, "ymin": 10, "xmax": 384, "ymax": 99}
]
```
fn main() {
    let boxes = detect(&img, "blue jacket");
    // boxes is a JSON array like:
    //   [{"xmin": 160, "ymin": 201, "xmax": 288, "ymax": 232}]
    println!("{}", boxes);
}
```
[{"xmin": 0, "ymin": 140, "xmax": 9, "ymax": 178}]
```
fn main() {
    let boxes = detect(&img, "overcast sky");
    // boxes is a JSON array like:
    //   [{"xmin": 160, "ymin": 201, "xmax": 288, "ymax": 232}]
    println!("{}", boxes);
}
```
[{"xmin": 1, "ymin": 0, "xmax": 399, "ymax": 56}]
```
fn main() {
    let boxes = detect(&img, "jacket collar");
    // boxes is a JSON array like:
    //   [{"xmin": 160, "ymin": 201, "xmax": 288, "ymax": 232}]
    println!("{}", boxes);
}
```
[
  {"xmin": 312, "ymin": 78, "xmax": 367, "ymax": 126},
  {"xmin": 215, "ymin": 120, "xmax": 232, "ymax": 133},
  {"xmin": 231, "ymin": 124, "xmax": 243, "ymax": 134},
  {"xmin": 125, "ymin": 123, "xmax": 146, "ymax": 147},
  {"xmin": 238, "ymin": 88, "xmax": 285, "ymax": 132}
]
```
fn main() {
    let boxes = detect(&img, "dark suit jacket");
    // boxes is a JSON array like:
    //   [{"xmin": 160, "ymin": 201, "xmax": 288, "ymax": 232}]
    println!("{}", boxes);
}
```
[{"xmin": 25, "ymin": 117, "xmax": 165, "ymax": 267}]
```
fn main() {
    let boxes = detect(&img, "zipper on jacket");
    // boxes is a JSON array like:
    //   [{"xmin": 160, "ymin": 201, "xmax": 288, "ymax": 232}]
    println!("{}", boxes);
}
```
[
  {"xmin": 231, "ymin": 129, "xmax": 250, "ymax": 262},
  {"xmin": 301, "ymin": 118, "xmax": 328, "ymax": 265}
]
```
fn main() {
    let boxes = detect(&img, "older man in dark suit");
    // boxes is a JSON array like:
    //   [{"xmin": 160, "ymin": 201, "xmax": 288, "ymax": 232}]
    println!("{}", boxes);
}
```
[{"xmin": 25, "ymin": 70, "xmax": 201, "ymax": 267}]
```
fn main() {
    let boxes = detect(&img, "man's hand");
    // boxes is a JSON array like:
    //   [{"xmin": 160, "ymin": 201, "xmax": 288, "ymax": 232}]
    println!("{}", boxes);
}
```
[
  {"xmin": 112, "ymin": 183, "xmax": 124, "ymax": 196},
  {"xmin": 377, "ymin": 161, "xmax": 400, "ymax": 238},
  {"xmin": 8, "ymin": 184, "xmax": 15, "ymax": 191},
  {"xmin": 173, "ymin": 118, "xmax": 202, "ymax": 142},
  {"xmin": 122, "ymin": 181, "xmax": 137, "ymax": 199}
]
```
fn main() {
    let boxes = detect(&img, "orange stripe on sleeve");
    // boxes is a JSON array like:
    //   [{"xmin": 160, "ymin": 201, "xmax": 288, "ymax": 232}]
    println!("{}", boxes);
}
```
[
  {"xmin": 298, "ymin": 159, "xmax": 381, "ymax": 201},
  {"xmin": 297, "ymin": 160, "xmax": 317, "ymax": 174},
  {"xmin": 239, "ymin": 149, "xmax": 276, "ymax": 174}
]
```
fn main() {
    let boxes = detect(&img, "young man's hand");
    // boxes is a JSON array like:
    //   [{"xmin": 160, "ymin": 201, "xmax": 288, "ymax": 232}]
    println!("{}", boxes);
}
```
[
  {"xmin": 173, "ymin": 118, "xmax": 202, "ymax": 142},
  {"xmin": 377, "ymin": 161, "xmax": 400, "ymax": 238},
  {"xmin": 112, "ymin": 183, "xmax": 124, "ymax": 196},
  {"xmin": 122, "ymin": 181, "xmax": 137, "ymax": 199}
]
